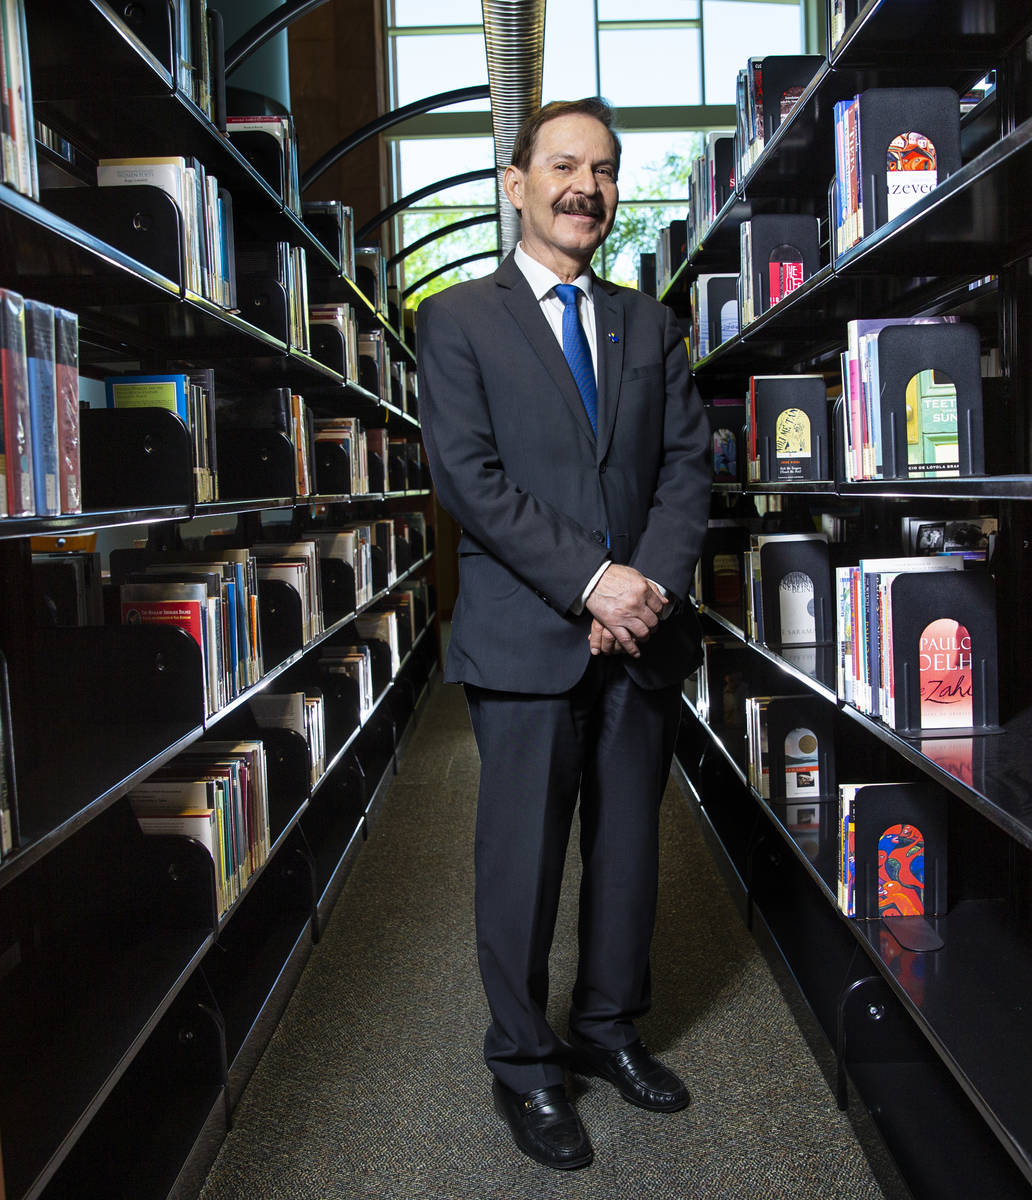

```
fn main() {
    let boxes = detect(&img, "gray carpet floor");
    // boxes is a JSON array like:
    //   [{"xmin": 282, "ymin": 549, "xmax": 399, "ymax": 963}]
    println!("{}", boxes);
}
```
[{"xmin": 199, "ymin": 680, "xmax": 888, "ymax": 1200}]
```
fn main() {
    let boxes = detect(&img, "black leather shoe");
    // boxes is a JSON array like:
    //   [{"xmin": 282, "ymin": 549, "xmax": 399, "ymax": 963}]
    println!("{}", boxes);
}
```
[
  {"xmin": 492, "ymin": 1079, "xmax": 593, "ymax": 1169},
  {"xmin": 568, "ymin": 1034, "xmax": 691, "ymax": 1112}
]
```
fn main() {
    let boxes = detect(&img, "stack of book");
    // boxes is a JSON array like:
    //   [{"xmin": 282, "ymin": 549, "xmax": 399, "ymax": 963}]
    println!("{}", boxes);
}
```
[
  {"xmin": 249, "ymin": 689, "xmax": 327, "ymax": 788},
  {"xmin": 688, "ymin": 273, "xmax": 739, "ymax": 362},
  {"xmin": 309, "ymin": 303, "xmax": 361, "ymax": 382},
  {"xmin": 227, "ymin": 115, "xmax": 302, "ymax": 216},
  {"xmin": 654, "ymin": 219, "xmax": 687, "ymax": 297},
  {"xmin": 355, "ymin": 609, "xmax": 401, "ymax": 677},
  {"xmin": 316, "ymin": 527, "xmax": 374, "ymax": 611},
  {"xmin": 98, "ymin": 155, "xmax": 237, "ymax": 309},
  {"xmin": 0, "ymin": 0, "xmax": 38, "ymax": 200},
  {"xmin": 833, "ymin": 89, "xmax": 961, "ymax": 256},
  {"xmin": 0, "ymin": 292, "xmax": 81, "ymax": 518},
  {"xmin": 175, "ymin": 0, "xmax": 225, "ymax": 126},
  {"xmin": 105, "ymin": 370, "xmax": 219, "ymax": 503},
  {"xmin": 738, "ymin": 214, "xmax": 820, "ymax": 326},
  {"xmin": 115, "ymin": 546, "xmax": 264, "ymax": 715},
  {"xmin": 745, "ymin": 531, "xmax": 833, "ymax": 652},
  {"xmin": 359, "ymin": 329, "xmax": 391, "ymax": 399},
  {"xmin": 837, "ymin": 317, "xmax": 983, "ymax": 481},
  {"xmin": 836, "ymin": 781, "xmax": 947, "ymax": 930},
  {"xmin": 253, "ymin": 541, "xmax": 325, "ymax": 648},
  {"xmin": 314, "ymin": 417, "xmax": 369, "ymax": 496},
  {"xmin": 835, "ymin": 555, "xmax": 997, "ymax": 732},
  {"xmin": 320, "ymin": 643, "xmax": 375, "ymax": 720},
  {"xmin": 686, "ymin": 132, "xmax": 735, "ymax": 248},
  {"xmin": 130, "ymin": 739, "xmax": 271, "ymax": 919},
  {"xmin": 746, "ymin": 374, "xmax": 830, "ymax": 483}
]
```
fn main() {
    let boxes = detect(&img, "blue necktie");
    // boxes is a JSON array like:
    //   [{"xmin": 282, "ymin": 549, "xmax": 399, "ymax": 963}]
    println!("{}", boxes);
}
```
[{"xmin": 554, "ymin": 283, "xmax": 598, "ymax": 435}]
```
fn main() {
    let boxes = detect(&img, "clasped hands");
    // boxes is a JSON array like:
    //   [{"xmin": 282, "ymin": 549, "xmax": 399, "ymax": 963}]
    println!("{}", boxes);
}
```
[{"xmin": 585, "ymin": 563, "xmax": 667, "ymax": 659}]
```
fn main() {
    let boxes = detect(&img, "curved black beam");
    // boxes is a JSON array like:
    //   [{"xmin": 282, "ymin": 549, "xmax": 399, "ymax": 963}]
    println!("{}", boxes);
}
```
[
  {"xmin": 301, "ymin": 85, "xmax": 492, "ymax": 193},
  {"xmin": 225, "ymin": 0, "xmax": 331, "ymax": 76},
  {"xmin": 356, "ymin": 168, "xmax": 496, "ymax": 243},
  {"xmin": 402, "ymin": 250, "xmax": 500, "ymax": 300},
  {"xmin": 386, "ymin": 213, "xmax": 498, "ymax": 271}
]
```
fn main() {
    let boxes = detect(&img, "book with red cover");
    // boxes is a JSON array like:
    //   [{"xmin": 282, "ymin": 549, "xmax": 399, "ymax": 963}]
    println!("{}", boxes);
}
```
[{"xmin": 0, "ymin": 288, "xmax": 34, "ymax": 515}]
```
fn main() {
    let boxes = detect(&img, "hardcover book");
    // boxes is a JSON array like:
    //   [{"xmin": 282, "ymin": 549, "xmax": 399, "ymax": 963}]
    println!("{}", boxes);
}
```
[{"xmin": 0, "ymin": 288, "xmax": 33, "ymax": 515}]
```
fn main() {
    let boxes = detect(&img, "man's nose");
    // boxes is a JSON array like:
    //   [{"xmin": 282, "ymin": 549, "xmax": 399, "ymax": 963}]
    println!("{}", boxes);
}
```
[{"xmin": 571, "ymin": 163, "xmax": 597, "ymax": 193}]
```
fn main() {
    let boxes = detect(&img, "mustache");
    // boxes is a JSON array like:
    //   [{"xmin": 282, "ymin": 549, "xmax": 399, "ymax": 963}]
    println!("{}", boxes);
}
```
[{"xmin": 553, "ymin": 196, "xmax": 605, "ymax": 220}]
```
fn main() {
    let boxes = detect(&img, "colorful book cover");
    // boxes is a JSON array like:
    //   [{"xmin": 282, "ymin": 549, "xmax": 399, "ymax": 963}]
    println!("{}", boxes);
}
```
[
  {"xmin": 25, "ymin": 299, "xmax": 58, "ymax": 516},
  {"xmin": 919, "ymin": 617, "xmax": 973, "ymax": 728},
  {"xmin": 886, "ymin": 131, "xmax": 937, "ymax": 222},
  {"xmin": 106, "ymin": 373, "xmax": 190, "ymax": 424},
  {"xmin": 878, "ymin": 822, "xmax": 925, "ymax": 916}
]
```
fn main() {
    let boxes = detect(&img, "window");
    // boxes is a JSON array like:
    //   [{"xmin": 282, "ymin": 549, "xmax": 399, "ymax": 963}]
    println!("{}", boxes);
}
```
[{"xmin": 385, "ymin": 0, "xmax": 812, "ymax": 304}]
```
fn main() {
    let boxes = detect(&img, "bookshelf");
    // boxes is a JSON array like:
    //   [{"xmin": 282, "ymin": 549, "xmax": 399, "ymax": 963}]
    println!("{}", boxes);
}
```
[
  {"xmin": 0, "ymin": 3, "xmax": 438, "ymax": 1198},
  {"xmin": 665, "ymin": 4, "xmax": 1032, "ymax": 1197}
]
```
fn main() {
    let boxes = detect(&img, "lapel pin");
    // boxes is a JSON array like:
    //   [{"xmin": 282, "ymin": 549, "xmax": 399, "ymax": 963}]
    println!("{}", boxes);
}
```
[{"xmin": 607, "ymin": 331, "xmax": 619, "ymax": 343}]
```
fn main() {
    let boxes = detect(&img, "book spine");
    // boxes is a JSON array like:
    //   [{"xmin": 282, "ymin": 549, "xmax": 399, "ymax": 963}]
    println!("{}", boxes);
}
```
[
  {"xmin": 24, "ymin": 299, "xmax": 57, "ymax": 516},
  {"xmin": 53, "ymin": 309, "xmax": 81, "ymax": 514},
  {"xmin": 0, "ymin": 287, "xmax": 32, "ymax": 514}
]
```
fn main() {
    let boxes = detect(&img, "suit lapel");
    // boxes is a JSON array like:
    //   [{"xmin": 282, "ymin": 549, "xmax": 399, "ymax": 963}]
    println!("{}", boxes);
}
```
[
  {"xmin": 594, "ymin": 282, "xmax": 624, "ymax": 464},
  {"xmin": 495, "ymin": 254, "xmax": 598, "ymax": 446}
]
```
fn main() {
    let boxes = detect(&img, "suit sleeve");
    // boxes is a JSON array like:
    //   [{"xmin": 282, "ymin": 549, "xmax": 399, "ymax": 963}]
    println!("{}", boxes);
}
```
[
  {"xmin": 417, "ymin": 296, "xmax": 608, "ymax": 614},
  {"xmin": 626, "ymin": 304, "xmax": 711, "ymax": 602}
]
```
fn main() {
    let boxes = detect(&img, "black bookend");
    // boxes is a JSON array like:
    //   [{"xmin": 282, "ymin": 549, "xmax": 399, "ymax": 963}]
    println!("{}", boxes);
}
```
[
  {"xmin": 758, "ymin": 538, "xmax": 833, "ymax": 647},
  {"xmin": 875, "ymin": 322, "xmax": 984, "ymax": 479},
  {"xmin": 226, "ymin": 129, "xmax": 284, "ymax": 198},
  {"xmin": 889, "ymin": 569, "xmax": 998, "ymax": 735},
  {"xmin": 216, "ymin": 429, "xmax": 296, "ymax": 500},
  {"xmin": 367, "ymin": 454, "xmax": 385, "ymax": 494},
  {"xmin": 747, "ymin": 214, "xmax": 821, "ymax": 314},
  {"xmin": 313, "ymin": 441, "xmax": 352, "ymax": 498},
  {"xmin": 362, "ymin": 637, "xmax": 393, "ymax": 697},
  {"xmin": 388, "ymin": 451, "xmax": 407, "ymax": 492},
  {"xmin": 638, "ymin": 252, "xmax": 657, "ymax": 297},
  {"xmin": 0, "ymin": 649, "xmax": 19, "ymax": 852},
  {"xmin": 41, "ymin": 186, "xmax": 184, "ymax": 291},
  {"xmin": 369, "ymin": 544, "xmax": 388, "ymax": 594},
  {"xmin": 763, "ymin": 694, "xmax": 836, "ymax": 802},
  {"xmin": 208, "ymin": 8, "xmax": 227, "ymax": 132},
  {"xmin": 318, "ymin": 664, "xmax": 361, "ymax": 750},
  {"xmin": 750, "ymin": 375, "xmax": 830, "ymax": 481},
  {"xmin": 257, "ymin": 578, "xmax": 305, "ymax": 669},
  {"xmin": 319, "ymin": 556, "xmax": 357, "ymax": 621},
  {"xmin": 81, "ymin": 408, "xmax": 194, "ymax": 509},
  {"xmin": 758, "ymin": 55, "xmax": 825, "ymax": 142},
  {"xmin": 697, "ymin": 525, "xmax": 750, "ymax": 627},
  {"xmin": 235, "ymin": 244, "xmax": 290, "ymax": 342},
  {"xmin": 858, "ymin": 88, "xmax": 961, "ymax": 237},
  {"xmin": 302, "ymin": 201, "xmax": 346, "ymax": 273},
  {"xmin": 310, "ymin": 323, "xmax": 348, "ymax": 376},
  {"xmin": 705, "ymin": 401, "xmax": 746, "ymax": 484},
  {"xmin": 850, "ymin": 781, "xmax": 948, "ymax": 950},
  {"xmin": 394, "ymin": 535, "xmax": 412, "ymax": 574},
  {"xmin": 706, "ymin": 276, "xmax": 739, "ymax": 351}
]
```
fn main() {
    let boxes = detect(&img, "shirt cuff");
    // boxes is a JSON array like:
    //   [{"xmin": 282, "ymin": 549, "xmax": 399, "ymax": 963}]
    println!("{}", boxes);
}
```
[
  {"xmin": 572, "ymin": 560, "xmax": 611, "ymax": 615},
  {"xmin": 646, "ymin": 578, "xmax": 677, "ymax": 619}
]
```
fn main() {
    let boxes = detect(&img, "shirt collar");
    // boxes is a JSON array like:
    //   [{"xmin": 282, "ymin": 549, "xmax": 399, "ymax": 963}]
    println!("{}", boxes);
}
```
[{"xmin": 514, "ymin": 243, "xmax": 594, "ymax": 304}]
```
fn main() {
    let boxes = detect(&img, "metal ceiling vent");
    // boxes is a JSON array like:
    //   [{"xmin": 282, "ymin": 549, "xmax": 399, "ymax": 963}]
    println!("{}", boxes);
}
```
[{"xmin": 481, "ymin": 0, "xmax": 546, "ymax": 256}]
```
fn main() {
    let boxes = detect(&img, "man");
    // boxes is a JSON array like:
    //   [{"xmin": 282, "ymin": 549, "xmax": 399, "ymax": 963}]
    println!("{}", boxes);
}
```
[{"xmin": 416, "ymin": 98, "xmax": 711, "ymax": 1170}]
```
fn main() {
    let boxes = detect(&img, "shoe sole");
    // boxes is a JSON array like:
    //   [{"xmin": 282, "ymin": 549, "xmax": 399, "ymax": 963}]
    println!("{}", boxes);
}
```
[{"xmin": 492, "ymin": 1092, "xmax": 594, "ymax": 1170}]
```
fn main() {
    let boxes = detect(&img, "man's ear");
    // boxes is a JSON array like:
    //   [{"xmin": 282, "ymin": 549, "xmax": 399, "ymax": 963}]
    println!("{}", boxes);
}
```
[{"xmin": 503, "ymin": 165, "xmax": 523, "ymax": 211}]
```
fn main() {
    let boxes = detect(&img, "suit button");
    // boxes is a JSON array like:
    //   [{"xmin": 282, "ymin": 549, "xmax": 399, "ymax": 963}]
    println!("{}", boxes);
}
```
[
  {"xmin": 591, "ymin": 529, "xmax": 605, "ymax": 543},
  {"xmin": 599, "ymin": 461, "xmax": 607, "ymax": 474}
]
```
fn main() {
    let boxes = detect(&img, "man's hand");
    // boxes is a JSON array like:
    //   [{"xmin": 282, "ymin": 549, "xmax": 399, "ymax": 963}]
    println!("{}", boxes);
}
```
[{"xmin": 585, "ymin": 563, "xmax": 667, "ymax": 658}]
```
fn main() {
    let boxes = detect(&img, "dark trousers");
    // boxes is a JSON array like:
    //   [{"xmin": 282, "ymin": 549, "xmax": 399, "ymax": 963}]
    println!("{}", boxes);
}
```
[{"xmin": 465, "ymin": 657, "xmax": 682, "ymax": 1094}]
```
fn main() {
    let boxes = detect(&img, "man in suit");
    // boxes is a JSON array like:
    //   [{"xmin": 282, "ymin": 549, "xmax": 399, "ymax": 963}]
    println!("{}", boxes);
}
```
[{"xmin": 416, "ymin": 97, "xmax": 711, "ymax": 1170}]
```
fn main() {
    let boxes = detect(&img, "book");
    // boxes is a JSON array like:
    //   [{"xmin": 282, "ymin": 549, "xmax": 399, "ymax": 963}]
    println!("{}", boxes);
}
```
[
  {"xmin": 24, "ymin": 300, "xmax": 57, "ymax": 516},
  {"xmin": 747, "ymin": 375, "xmax": 829, "ymax": 482},
  {"xmin": 837, "ymin": 782, "xmax": 948, "ymax": 934},
  {"xmin": 0, "ymin": 287, "xmax": 33, "ymax": 515},
  {"xmin": 120, "ymin": 580, "xmax": 215, "ymax": 715},
  {"xmin": 53, "ymin": 309, "xmax": 81, "ymax": 514}
]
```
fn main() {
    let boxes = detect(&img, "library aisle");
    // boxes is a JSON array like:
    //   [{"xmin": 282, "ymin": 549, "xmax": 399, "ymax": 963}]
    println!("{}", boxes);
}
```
[{"xmin": 198, "ymin": 679, "xmax": 887, "ymax": 1200}]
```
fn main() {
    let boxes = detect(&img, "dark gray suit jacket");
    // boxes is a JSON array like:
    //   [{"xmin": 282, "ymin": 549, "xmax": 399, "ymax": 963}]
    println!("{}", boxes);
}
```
[{"xmin": 416, "ymin": 250, "xmax": 711, "ymax": 694}]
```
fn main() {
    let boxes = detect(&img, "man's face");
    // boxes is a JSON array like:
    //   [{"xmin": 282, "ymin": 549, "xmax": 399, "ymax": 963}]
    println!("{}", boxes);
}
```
[{"xmin": 504, "ymin": 113, "xmax": 619, "ymax": 277}]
